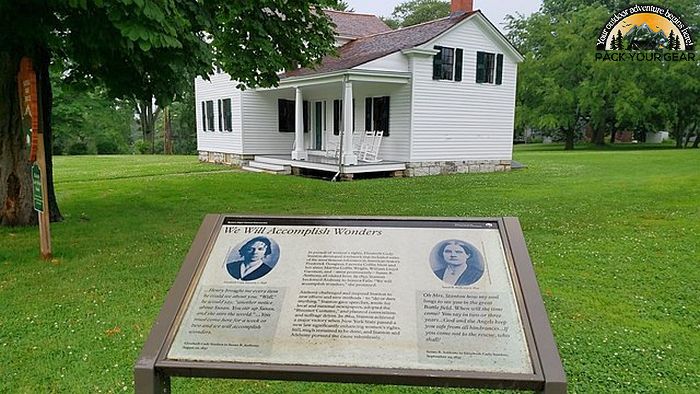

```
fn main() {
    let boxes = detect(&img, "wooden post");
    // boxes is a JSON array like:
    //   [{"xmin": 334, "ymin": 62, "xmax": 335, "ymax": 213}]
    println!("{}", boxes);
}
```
[{"xmin": 18, "ymin": 57, "xmax": 52, "ymax": 260}]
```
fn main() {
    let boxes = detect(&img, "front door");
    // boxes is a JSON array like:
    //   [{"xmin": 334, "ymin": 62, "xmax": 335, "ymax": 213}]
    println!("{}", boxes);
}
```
[{"xmin": 314, "ymin": 101, "xmax": 323, "ymax": 150}]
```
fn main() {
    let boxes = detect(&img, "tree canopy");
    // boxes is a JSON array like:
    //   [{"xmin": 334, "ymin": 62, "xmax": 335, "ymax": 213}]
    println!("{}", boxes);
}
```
[
  {"xmin": 508, "ymin": 0, "xmax": 700, "ymax": 149},
  {"xmin": 0, "ymin": 1, "xmax": 338, "ymax": 226},
  {"xmin": 384, "ymin": 0, "xmax": 451, "ymax": 29}
]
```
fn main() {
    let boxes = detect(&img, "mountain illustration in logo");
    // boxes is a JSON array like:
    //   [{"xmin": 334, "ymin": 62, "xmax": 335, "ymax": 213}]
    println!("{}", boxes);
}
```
[
  {"xmin": 598, "ymin": 7, "xmax": 694, "ymax": 52},
  {"xmin": 624, "ymin": 23, "xmax": 668, "ymax": 50}
]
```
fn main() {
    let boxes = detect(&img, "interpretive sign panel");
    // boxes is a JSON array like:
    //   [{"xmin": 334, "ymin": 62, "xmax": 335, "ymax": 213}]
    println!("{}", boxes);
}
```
[{"xmin": 136, "ymin": 216, "xmax": 566, "ymax": 393}]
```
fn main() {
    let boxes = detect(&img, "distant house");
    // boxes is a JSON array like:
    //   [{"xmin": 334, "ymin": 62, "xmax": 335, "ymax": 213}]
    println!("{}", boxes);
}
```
[{"xmin": 196, "ymin": 0, "xmax": 523, "ymax": 177}]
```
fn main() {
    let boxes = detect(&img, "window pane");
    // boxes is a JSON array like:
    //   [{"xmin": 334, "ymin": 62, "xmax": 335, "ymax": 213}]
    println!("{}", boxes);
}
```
[
  {"xmin": 365, "ymin": 97, "xmax": 372, "ymax": 131},
  {"xmin": 485, "ymin": 53, "xmax": 495, "ymax": 83},
  {"xmin": 223, "ymin": 98, "xmax": 232, "ymax": 131},
  {"xmin": 373, "ymin": 96, "xmax": 390, "ymax": 136},
  {"xmin": 278, "ymin": 99, "xmax": 295, "ymax": 132},
  {"xmin": 441, "ymin": 47, "xmax": 454, "ymax": 80},
  {"xmin": 206, "ymin": 100, "xmax": 214, "ymax": 131},
  {"xmin": 218, "ymin": 99, "xmax": 222, "ymax": 132}
]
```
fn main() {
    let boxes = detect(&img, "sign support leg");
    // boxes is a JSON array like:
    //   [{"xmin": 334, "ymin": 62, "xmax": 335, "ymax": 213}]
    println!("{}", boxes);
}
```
[{"xmin": 135, "ymin": 365, "xmax": 171, "ymax": 394}]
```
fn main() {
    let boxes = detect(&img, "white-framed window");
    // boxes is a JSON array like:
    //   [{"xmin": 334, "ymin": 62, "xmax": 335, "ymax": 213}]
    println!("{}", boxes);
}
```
[
  {"xmin": 433, "ymin": 46, "xmax": 463, "ymax": 81},
  {"xmin": 476, "ymin": 52, "xmax": 504, "ymax": 85}
]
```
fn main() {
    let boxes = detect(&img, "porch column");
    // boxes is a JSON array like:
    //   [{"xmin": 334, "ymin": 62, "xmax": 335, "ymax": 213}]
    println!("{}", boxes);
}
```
[
  {"xmin": 292, "ymin": 87, "xmax": 307, "ymax": 161},
  {"xmin": 341, "ymin": 79, "xmax": 357, "ymax": 165}
]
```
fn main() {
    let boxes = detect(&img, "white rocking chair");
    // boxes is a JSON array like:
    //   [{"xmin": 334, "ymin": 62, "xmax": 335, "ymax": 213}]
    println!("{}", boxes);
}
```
[
  {"xmin": 325, "ymin": 140, "xmax": 339, "ymax": 159},
  {"xmin": 358, "ymin": 130, "xmax": 384, "ymax": 163}
]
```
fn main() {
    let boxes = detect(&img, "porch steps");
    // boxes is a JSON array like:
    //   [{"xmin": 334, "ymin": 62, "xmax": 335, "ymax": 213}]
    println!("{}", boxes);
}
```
[
  {"xmin": 242, "ymin": 159, "xmax": 291, "ymax": 175},
  {"xmin": 254, "ymin": 156, "xmax": 293, "ymax": 166}
]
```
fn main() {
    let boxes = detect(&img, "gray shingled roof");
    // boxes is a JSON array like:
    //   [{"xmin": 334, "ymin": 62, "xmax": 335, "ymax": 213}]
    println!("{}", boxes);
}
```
[
  {"xmin": 283, "ymin": 11, "xmax": 476, "ymax": 79},
  {"xmin": 324, "ymin": 10, "xmax": 391, "ymax": 38}
]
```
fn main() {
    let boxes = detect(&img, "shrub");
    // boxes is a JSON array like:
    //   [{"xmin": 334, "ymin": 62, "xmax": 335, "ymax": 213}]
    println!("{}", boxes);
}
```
[
  {"xmin": 133, "ymin": 139, "xmax": 150, "ymax": 154},
  {"xmin": 96, "ymin": 140, "xmax": 120, "ymax": 155},
  {"xmin": 68, "ymin": 141, "xmax": 89, "ymax": 155}
]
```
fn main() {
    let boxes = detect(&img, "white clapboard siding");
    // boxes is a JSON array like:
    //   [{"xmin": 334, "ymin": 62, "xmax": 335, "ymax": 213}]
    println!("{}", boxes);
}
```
[
  {"xmin": 411, "ymin": 18, "xmax": 518, "ymax": 162},
  {"xmin": 195, "ymin": 72, "xmax": 243, "ymax": 153},
  {"xmin": 240, "ymin": 89, "xmax": 296, "ymax": 154},
  {"xmin": 354, "ymin": 52, "xmax": 409, "ymax": 73}
]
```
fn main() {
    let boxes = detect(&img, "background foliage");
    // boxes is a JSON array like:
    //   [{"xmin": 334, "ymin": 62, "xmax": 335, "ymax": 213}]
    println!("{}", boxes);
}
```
[{"xmin": 508, "ymin": 0, "xmax": 700, "ymax": 149}]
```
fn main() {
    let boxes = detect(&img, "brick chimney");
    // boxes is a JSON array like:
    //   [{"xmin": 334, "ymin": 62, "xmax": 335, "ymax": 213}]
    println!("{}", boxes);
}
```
[{"xmin": 451, "ymin": 0, "xmax": 474, "ymax": 14}]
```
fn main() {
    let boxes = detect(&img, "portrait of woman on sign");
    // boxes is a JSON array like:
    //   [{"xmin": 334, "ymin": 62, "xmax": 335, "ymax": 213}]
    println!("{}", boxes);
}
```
[
  {"xmin": 430, "ymin": 240, "xmax": 484, "ymax": 286},
  {"xmin": 225, "ymin": 236, "xmax": 280, "ymax": 281}
]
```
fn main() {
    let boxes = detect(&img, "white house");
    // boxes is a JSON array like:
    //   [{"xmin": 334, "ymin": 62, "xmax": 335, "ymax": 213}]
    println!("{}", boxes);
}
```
[{"xmin": 196, "ymin": 0, "xmax": 523, "ymax": 178}]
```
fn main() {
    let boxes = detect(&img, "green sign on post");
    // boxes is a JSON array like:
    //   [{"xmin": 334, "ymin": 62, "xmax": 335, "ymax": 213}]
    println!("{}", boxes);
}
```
[{"xmin": 32, "ymin": 164, "xmax": 43, "ymax": 212}]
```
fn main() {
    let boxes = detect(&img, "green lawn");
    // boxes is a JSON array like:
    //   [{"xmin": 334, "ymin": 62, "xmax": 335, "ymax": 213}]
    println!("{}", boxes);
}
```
[{"xmin": 1, "ymin": 147, "xmax": 698, "ymax": 393}]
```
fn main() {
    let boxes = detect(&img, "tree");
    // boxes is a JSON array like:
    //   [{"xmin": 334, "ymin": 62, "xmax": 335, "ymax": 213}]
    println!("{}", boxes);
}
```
[
  {"xmin": 668, "ymin": 31, "xmax": 677, "ymax": 49},
  {"xmin": 616, "ymin": 29, "xmax": 624, "ymax": 50},
  {"xmin": 380, "ymin": 17, "xmax": 402, "ymax": 30},
  {"xmin": 541, "ymin": 0, "xmax": 630, "ymax": 15},
  {"xmin": 136, "ymin": 100, "xmax": 161, "ymax": 154},
  {"xmin": 0, "ymin": 1, "xmax": 336, "ymax": 226},
  {"xmin": 509, "ymin": 0, "xmax": 699, "ymax": 149},
  {"xmin": 509, "ymin": 7, "xmax": 610, "ymax": 150},
  {"xmin": 327, "ymin": 1, "xmax": 354, "ymax": 12},
  {"xmin": 658, "ymin": 60, "xmax": 700, "ymax": 148},
  {"xmin": 674, "ymin": 34, "xmax": 682, "ymax": 50},
  {"xmin": 52, "ymin": 78, "xmax": 133, "ymax": 156},
  {"xmin": 610, "ymin": 34, "xmax": 618, "ymax": 50},
  {"xmin": 391, "ymin": 0, "xmax": 451, "ymax": 28},
  {"xmin": 163, "ymin": 106, "xmax": 174, "ymax": 155}
]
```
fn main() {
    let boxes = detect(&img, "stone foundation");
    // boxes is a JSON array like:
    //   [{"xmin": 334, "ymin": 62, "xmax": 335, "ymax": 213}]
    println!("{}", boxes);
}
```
[
  {"xmin": 404, "ymin": 160, "xmax": 511, "ymax": 177},
  {"xmin": 198, "ymin": 151, "xmax": 511, "ymax": 178},
  {"xmin": 198, "ymin": 151, "xmax": 253, "ymax": 166}
]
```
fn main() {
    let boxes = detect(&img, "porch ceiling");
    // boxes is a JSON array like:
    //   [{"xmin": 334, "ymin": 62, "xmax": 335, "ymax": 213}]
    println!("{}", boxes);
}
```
[{"xmin": 272, "ymin": 69, "xmax": 410, "ymax": 90}]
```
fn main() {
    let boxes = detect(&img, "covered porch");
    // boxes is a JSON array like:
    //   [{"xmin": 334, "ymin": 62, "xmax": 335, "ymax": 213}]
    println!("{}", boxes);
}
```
[
  {"xmin": 245, "ymin": 153, "xmax": 406, "ymax": 179},
  {"xmin": 248, "ymin": 69, "xmax": 411, "ymax": 175}
]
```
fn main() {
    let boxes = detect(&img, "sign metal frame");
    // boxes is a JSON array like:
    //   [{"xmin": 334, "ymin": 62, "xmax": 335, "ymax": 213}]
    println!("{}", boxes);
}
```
[{"xmin": 135, "ymin": 215, "xmax": 566, "ymax": 393}]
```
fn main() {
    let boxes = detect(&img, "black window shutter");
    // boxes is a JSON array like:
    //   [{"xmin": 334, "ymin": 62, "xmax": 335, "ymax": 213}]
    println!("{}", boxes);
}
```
[
  {"xmin": 476, "ymin": 52, "xmax": 485, "ymax": 83},
  {"xmin": 277, "ymin": 100, "xmax": 285, "ymax": 132},
  {"xmin": 365, "ymin": 98, "xmax": 372, "ymax": 131},
  {"xmin": 223, "ymin": 98, "xmax": 232, "ymax": 131},
  {"xmin": 303, "ymin": 101, "xmax": 309, "ymax": 133},
  {"xmin": 333, "ymin": 100, "xmax": 341, "ymax": 135},
  {"xmin": 496, "ymin": 54, "xmax": 504, "ymax": 85},
  {"xmin": 218, "ymin": 100, "xmax": 222, "ymax": 131},
  {"xmin": 201, "ymin": 102, "xmax": 206, "ymax": 131},
  {"xmin": 383, "ymin": 96, "xmax": 390, "ymax": 136},
  {"xmin": 432, "ymin": 46, "xmax": 442, "ymax": 80},
  {"xmin": 455, "ymin": 49, "xmax": 463, "ymax": 82}
]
